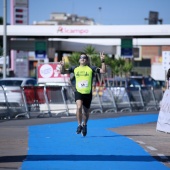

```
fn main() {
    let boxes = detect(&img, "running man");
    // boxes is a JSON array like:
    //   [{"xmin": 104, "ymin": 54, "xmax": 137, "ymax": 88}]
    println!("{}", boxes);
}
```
[{"xmin": 60, "ymin": 52, "xmax": 106, "ymax": 136}]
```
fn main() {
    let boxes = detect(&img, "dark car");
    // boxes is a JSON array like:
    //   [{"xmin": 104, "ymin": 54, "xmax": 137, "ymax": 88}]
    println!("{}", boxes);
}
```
[
  {"xmin": 130, "ymin": 76, "xmax": 161, "ymax": 88},
  {"xmin": 105, "ymin": 77, "xmax": 141, "ymax": 88}
]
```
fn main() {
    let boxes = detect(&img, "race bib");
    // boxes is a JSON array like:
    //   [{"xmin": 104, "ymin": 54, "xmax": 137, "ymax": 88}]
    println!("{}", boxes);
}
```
[{"xmin": 78, "ymin": 80, "xmax": 88, "ymax": 88}]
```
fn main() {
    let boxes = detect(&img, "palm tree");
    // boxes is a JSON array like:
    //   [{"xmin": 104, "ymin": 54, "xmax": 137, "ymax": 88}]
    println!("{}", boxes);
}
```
[
  {"xmin": 68, "ymin": 45, "xmax": 103, "ymax": 67},
  {"xmin": 67, "ymin": 52, "xmax": 80, "ymax": 67},
  {"xmin": 67, "ymin": 45, "xmax": 133, "ymax": 79},
  {"xmin": 83, "ymin": 45, "xmax": 97, "ymax": 66},
  {"xmin": 83, "ymin": 45, "xmax": 96, "ymax": 55},
  {"xmin": 122, "ymin": 59, "xmax": 133, "ymax": 77},
  {"xmin": 84, "ymin": 45, "xmax": 110, "ymax": 84}
]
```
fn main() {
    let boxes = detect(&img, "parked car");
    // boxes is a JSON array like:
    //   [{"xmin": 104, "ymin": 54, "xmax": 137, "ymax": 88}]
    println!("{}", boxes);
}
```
[
  {"xmin": 130, "ymin": 76, "xmax": 162, "ymax": 88},
  {"xmin": 105, "ymin": 77, "xmax": 141, "ymax": 88},
  {"xmin": 0, "ymin": 77, "xmax": 37, "ymax": 118},
  {"xmin": 155, "ymin": 80, "xmax": 166, "ymax": 92},
  {"xmin": 101, "ymin": 77, "xmax": 141, "ymax": 103},
  {"xmin": 0, "ymin": 77, "xmax": 37, "ymax": 87}
]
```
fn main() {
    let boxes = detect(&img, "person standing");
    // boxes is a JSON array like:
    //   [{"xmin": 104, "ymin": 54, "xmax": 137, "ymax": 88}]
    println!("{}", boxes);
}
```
[
  {"xmin": 156, "ymin": 68, "xmax": 170, "ymax": 133},
  {"xmin": 166, "ymin": 68, "xmax": 170, "ymax": 89},
  {"xmin": 60, "ymin": 52, "xmax": 106, "ymax": 136}
]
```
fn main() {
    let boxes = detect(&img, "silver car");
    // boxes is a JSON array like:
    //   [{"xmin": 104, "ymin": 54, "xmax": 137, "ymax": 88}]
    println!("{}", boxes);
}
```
[
  {"xmin": 0, "ymin": 77, "xmax": 37, "ymax": 87},
  {"xmin": 0, "ymin": 77, "xmax": 37, "ymax": 118}
]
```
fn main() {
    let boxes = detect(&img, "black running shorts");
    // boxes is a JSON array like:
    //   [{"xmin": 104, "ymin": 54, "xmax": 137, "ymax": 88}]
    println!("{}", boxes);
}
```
[{"xmin": 75, "ymin": 91, "xmax": 92, "ymax": 109}]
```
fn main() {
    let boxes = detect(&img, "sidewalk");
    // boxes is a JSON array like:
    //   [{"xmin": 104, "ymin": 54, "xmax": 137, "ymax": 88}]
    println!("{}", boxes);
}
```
[
  {"xmin": 0, "ymin": 111, "xmax": 169, "ymax": 170},
  {"xmin": 112, "ymin": 122, "xmax": 170, "ymax": 168}
]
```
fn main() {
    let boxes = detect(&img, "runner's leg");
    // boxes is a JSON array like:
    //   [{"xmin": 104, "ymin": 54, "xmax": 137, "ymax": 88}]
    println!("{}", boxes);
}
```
[
  {"xmin": 83, "ymin": 106, "xmax": 89, "ymax": 125},
  {"xmin": 76, "ymin": 99, "xmax": 83, "ymax": 125}
]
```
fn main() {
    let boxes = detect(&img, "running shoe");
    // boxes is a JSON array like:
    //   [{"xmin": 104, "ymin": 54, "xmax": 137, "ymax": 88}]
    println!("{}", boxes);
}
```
[
  {"xmin": 81, "ymin": 124, "xmax": 87, "ymax": 137},
  {"xmin": 76, "ymin": 125, "xmax": 82, "ymax": 134}
]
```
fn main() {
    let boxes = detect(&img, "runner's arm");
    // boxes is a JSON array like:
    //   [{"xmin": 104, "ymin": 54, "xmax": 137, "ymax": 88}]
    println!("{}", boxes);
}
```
[
  {"xmin": 59, "ymin": 60, "xmax": 71, "ymax": 74},
  {"xmin": 99, "ymin": 52, "xmax": 106, "ymax": 73}
]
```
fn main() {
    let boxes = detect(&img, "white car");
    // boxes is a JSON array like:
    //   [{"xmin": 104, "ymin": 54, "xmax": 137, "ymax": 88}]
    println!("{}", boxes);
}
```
[
  {"xmin": 0, "ymin": 77, "xmax": 37, "ymax": 107},
  {"xmin": 0, "ymin": 77, "xmax": 37, "ymax": 87}
]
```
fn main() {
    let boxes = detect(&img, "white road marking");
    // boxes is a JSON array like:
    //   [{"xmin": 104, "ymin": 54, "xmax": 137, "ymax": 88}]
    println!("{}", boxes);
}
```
[
  {"xmin": 146, "ymin": 146, "xmax": 157, "ymax": 151},
  {"xmin": 136, "ymin": 140, "xmax": 145, "ymax": 144},
  {"xmin": 157, "ymin": 154, "xmax": 168, "ymax": 160}
]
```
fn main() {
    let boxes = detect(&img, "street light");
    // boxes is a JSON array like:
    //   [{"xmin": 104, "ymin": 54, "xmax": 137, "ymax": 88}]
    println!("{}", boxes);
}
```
[
  {"xmin": 3, "ymin": 0, "xmax": 7, "ymax": 78},
  {"xmin": 98, "ymin": 7, "xmax": 102, "ymax": 24}
]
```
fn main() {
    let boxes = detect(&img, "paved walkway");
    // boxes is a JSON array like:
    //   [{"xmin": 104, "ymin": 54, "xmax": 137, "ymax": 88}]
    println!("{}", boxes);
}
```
[
  {"xmin": 0, "ymin": 112, "xmax": 170, "ymax": 170},
  {"xmin": 112, "ymin": 122, "xmax": 170, "ymax": 168}
]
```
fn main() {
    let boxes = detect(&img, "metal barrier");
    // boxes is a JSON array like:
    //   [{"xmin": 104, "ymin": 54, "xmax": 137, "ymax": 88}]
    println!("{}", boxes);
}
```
[
  {"xmin": 45, "ymin": 86, "xmax": 71, "ymax": 116},
  {"xmin": 111, "ymin": 87, "xmax": 132, "ymax": 112},
  {"xmin": 99, "ymin": 87, "xmax": 117, "ymax": 113},
  {"xmin": 0, "ymin": 85, "xmax": 9, "ymax": 119},
  {"xmin": 23, "ymin": 85, "xmax": 73, "ymax": 117},
  {"xmin": 0, "ymin": 85, "xmax": 29, "ymax": 119},
  {"xmin": 61, "ymin": 86, "xmax": 77, "ymax": 115},
  {"xmin": 126, "ymin": 87, "xmax": 144, "ymax": 112},
  {"xmin": 0, "ymin": 84, "xmax": 163, "ymax": 119},
  {"xmin": 22, "ymin": 86, "xmax": 39, "ymax": 112},
  {"xmin": 90, "ymin": 86, "xmax": 103, "ymax": 114},
  {"xmin": 140, "ymin": 86, "xmax": 158, "ymax": 111},
  {"xmin": 152, "ymin": 87, "xmax": 163, "ymax": 110},
  {"xmin": 22, "ymin": 86, "xmax": 51, "ymax": 117},
  {"xmin": 91, "ymin": 86, "xmax": 131, "ymax": 113}
]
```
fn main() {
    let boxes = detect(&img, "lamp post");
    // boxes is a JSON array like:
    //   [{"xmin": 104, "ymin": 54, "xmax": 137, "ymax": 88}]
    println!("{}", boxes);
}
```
[
  {"xmin": 3, "ymin": 0, "xmax": 7, "ymax": 78},
  {"xmin": 98, "ymin": 7, "xmax": 102, "ymax": 24}
]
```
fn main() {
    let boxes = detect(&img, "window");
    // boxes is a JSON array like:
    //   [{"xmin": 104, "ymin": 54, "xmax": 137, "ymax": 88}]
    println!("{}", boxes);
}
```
[{"xmin": 0, "ymin": 80, "xmax": 22, "ymax": 86}]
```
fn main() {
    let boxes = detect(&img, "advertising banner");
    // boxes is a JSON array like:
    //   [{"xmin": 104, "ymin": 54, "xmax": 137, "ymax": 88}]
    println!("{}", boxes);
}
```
[
  {"xmin": 37, "ymin": 62, "xmax": 70, "ymax": 85},
  {"xmin": 162, "ymin": 51, "xmax": 170, "ymax": 71}
]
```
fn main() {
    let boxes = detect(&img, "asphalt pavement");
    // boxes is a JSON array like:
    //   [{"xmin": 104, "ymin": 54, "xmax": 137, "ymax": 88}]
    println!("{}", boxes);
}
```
[{"xmin": 0, "ymin": 111, "xmax": 170, "ymax": 170}]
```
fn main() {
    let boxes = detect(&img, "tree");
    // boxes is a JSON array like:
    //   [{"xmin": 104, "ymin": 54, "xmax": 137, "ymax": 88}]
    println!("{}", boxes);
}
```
[
  {"xmin": 67, "ymin": 52, "xmax": 80, "ymax": 67},
  {"xmin": 67, "ymin": 45, "xmax": 133, "ymax": 79},
  {"xmin": 83, "ymin": 45, "xmax": 96, "ymax": 55},
  {"xmin": 122, "ymin": 59, "xmax": 133, "ymax": 77}
]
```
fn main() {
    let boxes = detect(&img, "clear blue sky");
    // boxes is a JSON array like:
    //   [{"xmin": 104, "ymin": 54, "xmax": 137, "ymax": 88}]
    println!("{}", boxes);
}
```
[{"xmin": 0, "ymin": 0, "xmax": 170, "ymax": 25}]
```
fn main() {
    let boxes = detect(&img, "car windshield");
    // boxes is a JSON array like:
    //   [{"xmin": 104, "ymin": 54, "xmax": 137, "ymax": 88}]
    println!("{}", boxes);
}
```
[
  {"xmin": 129, "ymin": 79, "xmax": 141, "ymax": 87},
  {"xmin": 130, "ymin": 76, "xmax": 161, "ymax": 88},
  {"xmin": 0, "ymin": 80, "xmax": 23, "ymax": 86},
  {"xmin": 144, "ymin": 78, "xmax": 156, "ymax": 86},
  {"xmin": 134, "ymin": 78, "xmax": 143, "ymax": 85}
]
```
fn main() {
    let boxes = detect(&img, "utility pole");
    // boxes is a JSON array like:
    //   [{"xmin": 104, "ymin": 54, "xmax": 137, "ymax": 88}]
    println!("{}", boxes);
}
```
[{"xmin": 3, "ymin": 0, "xmax": 7, "ymax": 78}]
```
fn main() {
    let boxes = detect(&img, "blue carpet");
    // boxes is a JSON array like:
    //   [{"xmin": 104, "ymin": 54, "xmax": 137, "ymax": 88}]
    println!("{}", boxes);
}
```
[{"xmin": 21, "ymin": 114, "xmax": 169, "ymax": 170}]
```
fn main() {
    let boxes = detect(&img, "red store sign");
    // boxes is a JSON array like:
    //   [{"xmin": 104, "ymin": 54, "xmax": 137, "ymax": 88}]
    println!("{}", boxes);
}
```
[{"xmin": 57, "ymin": 26, "xmax": 89, "ymax": 34}]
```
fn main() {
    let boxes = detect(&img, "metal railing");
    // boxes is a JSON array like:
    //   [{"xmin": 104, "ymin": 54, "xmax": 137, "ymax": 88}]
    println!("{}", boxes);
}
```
[{"xmin": 0, "ymin": 84, "xmax": 163, "ymax": 120}]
